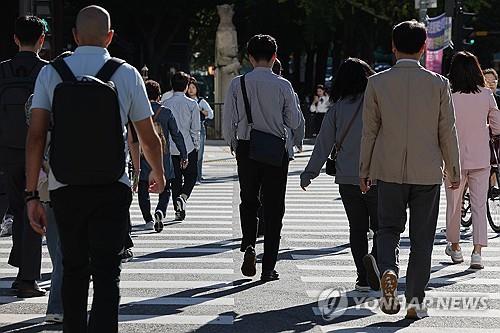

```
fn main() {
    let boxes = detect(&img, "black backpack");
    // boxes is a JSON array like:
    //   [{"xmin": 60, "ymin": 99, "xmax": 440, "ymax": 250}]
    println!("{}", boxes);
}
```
[
  {"xmin": 0, "ymin": 61, "xmax": 44, "ymax": 149},
  {"xmin": 49, "ymin": 57, "xmax": 126, "ymax": 186}
]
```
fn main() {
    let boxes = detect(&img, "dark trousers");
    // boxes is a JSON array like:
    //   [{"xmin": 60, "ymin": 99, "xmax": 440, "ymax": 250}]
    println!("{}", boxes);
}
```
[
  {"xmin": 124, "ymin": 212, "xmax": 134, "ymax": 250},
  {"xmin": 236, "ymin": 140, "xmax": 289, "ymax": 272},
  {"xmin": 2, "ymin": 151, "xmax": 42, "ymax": 281},
  {"xmin": 0, "ymin": 169, "xmax": 8, "ymax": 220},
  {"xmin": 313, "ymin": 113, "xmax": 325, "ymax": 135},
  {"xmin": 377, "ymin": 180, "xmax": 440, "ymax": 304},
  {"xmin": 138, "ymin": 180, "xmax": 171, "ymax": 222},
  {"xmin": 172, "ymin": 150, "xmax": 198, "ymax": 209},
  {"xmin": 51, "ymin": 183, "xmax": 132, "ymax": 333},
  {"xmin": 339, "ymin": 184, "xmax": 378, "ymax": 284}
]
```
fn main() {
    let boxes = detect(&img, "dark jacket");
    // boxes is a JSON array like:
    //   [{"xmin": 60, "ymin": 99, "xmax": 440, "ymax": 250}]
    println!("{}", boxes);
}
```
[{"xmin": 139, "ymin": 102, "xmax": 187, "ymax": 181}]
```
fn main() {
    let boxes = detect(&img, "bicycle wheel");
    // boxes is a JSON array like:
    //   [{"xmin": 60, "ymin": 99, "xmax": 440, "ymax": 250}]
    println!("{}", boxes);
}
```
[
  {"xmin": 487, "ymin": 186, "xmax": 500, "ymax": 233},
  {"xmin": 461, "ymin": 189, "xmax": 472, "ymax": 227}
]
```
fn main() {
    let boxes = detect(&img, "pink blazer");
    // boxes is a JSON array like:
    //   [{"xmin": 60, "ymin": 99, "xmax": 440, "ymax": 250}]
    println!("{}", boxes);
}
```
[{"xmin": 452, "ymin": 87, "xmax": 500, "ymax": 169}]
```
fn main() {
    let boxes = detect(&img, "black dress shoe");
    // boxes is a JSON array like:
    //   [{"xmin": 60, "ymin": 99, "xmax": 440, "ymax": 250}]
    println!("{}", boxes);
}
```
[
  {"xmin": 260, "ymin": 270, "xmax": 279, "ymax": 282},
  {"xmin": 241, "ymin": 246, "xmax": 256, "ymax": 277},
  {"xmin": 17, "ymin": 281, "xmax": 47, "ymax": 298}
]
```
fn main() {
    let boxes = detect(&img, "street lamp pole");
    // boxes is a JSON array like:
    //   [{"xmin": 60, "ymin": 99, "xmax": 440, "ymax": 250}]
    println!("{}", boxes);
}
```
[{"xmin": 419, "ymin": 0, "xmax": 429, "ymax": 25}]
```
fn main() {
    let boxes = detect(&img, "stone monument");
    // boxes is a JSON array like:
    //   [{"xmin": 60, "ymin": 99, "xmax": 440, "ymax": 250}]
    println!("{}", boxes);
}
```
[{"xmin": 215, "ymin": 4, "xmax": 240, "ymax": 137}]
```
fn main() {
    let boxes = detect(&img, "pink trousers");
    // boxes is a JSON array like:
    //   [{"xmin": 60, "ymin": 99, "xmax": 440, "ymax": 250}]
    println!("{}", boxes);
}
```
[{"xmin": 445, "ymin": 167, "xmax": 490, "ymax": 247}]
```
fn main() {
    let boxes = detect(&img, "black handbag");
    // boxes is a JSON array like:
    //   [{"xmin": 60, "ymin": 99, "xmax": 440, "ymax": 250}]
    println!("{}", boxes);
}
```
[
  {"xmin": 240, "ymin": 75, "xmax": 286, "ymax": 167},
  {"xmin": 325, "ymin": 101, "xmax": 363, "ymax": 176}
]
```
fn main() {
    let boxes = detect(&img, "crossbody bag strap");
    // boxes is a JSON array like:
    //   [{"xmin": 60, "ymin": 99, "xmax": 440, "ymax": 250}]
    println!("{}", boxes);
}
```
[
  {"xmin": 333, "ymin": 99, "xmax": 363, "ymax": 155},
  {"xmin": 240, "ymin": 74, "xmax": 253, "ymax": 125}
]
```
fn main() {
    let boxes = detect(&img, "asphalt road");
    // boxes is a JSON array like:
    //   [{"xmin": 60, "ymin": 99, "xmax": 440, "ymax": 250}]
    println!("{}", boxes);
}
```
[{"xmin": 0, "ymin": 144, "xmax": 499, "ymax": 333}]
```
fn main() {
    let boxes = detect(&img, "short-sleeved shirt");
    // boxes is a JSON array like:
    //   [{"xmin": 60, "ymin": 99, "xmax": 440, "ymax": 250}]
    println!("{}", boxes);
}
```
[{"xmin": 30, "ymin": 46, "xmax": 153, "ymax": 190}]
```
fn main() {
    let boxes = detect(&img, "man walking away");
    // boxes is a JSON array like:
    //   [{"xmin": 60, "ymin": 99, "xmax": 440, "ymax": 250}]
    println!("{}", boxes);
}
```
[
  {"xmin": 25, "ymin": 6, "xmax": 165, "ymax": 333},
  {"xmin": 0, "ymin": 16, "xmax": 47, "ymax": 298},
  {"xmin": 360, "ymin": 20, "xmax": 460, "ymax": 319},
  {"xmin": 223, "ymin": 34, "xmax": 302, "ymax": 281},
  {"xmin": 139, "ymin": 79, "xmax": 188, "ymax": 229},
  {"xmin": 163, "ymin": 72, "xmax": 200, "ymax": 221}
]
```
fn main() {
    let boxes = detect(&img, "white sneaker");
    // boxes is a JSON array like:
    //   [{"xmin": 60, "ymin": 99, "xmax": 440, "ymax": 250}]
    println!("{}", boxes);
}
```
[
  {"xmin": 470, "ymin": 252, "xmax": 484, "ymax": 269},
  {"xmin": 154, "ymin": 211, "xmax": 164, "ymax": 233},
  {"xmin": 45, "ymin": 313, "xmax": 63, "ymax": 323},
  {"xmin": 175, "ymin": 196, "xmax": 186, "ymax": 212},
  {"xmin": 145, "ymin": 221, "xmax": 154, "ymax": 230},
  {"xmin": 445, "ymin": 244, "xmax": 464, "ymax": 263},
  {"xmin": 0, "ymin": 216, "xmax": 13, "ymax": 237}
]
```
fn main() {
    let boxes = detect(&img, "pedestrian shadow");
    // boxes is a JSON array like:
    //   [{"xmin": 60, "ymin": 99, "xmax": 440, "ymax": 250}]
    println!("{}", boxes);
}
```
[
  {"xmin": 0, "ymin": 320, "xmax": 62, "ymax": 333},
  {"xmin": 118, "ymin": 278, "xmax": 261, "ymax": 319},
  {"xmin": 329, "ymin": 318, "xmax": 413, "ymax": 333},
  {"xmin": 127, "ymin": 238, "xmax": 259, "ymax": 262},
  {"xmin": 273, "ymin": 243, "xmax": 351, "ymax": 262}
]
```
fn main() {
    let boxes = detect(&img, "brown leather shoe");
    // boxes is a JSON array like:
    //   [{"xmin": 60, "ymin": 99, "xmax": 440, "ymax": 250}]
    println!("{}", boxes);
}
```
[
  {"xmin": 379, "ymin": 270, "xmax": 400, "ymax": 314},
  {"xmin": 17, "ymin": 280, "xmax": 47, "ymax": 298}
]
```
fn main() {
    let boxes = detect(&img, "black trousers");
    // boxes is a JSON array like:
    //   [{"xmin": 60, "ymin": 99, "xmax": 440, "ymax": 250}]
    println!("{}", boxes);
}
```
[
  {"xmin": 0, "ymin": 169, "xmax": 8, "ymax": 220},
  {"xmin": 377, "ymin": 180, "xmax": 440, "ymax": 304},
  {"xmin": 1, "ymin": 149, "xmax": 42, "ymax": 281},
  {"xmin": 313, "ymin": 113, "xmax": 325, "ymax": 135},
  {"xmin": 339, "ymin": 184, "xmax": 378, "ymax": 284},
  {"xmin": 51, "ymin": 183, "xmax": 132, "ymax": 333},
  {"xmin": 172, "ymin": 150, "xmax": 198, "ymax": 210},
  {"xmin": 236, "ymin": 140, "xmax": 289, "ymax": 272}
]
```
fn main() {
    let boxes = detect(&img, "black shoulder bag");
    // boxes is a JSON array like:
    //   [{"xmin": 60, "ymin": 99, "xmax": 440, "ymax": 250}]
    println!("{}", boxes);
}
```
[
  {"xmin": 240, "ymin": 75, "xmax": 286, "ymax": 167},
  {"xmin": 325, "ymin": 101, "xmax": 363, "ymax": 176}
]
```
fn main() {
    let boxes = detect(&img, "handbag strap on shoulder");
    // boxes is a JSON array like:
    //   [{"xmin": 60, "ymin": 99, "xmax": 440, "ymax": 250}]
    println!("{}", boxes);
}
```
[
  {"xmin": 240, "ymin": 74, "xmax": 253, "ymax": 125},
  {"xmin": 332, "ymin": 98, "xmax": 363, "ymax": 157}
]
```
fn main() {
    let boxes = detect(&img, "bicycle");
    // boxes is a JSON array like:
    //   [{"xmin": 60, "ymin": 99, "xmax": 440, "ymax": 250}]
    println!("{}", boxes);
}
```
[{"xmin": 461, "ymin": 135, "xmax": 500, "ymax": 232}]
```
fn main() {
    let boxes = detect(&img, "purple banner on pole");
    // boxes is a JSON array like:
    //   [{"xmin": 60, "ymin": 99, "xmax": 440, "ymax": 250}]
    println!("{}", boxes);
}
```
[{"xmin": 426, "ymin": 13, "xmax": 452, "ymax": 51}]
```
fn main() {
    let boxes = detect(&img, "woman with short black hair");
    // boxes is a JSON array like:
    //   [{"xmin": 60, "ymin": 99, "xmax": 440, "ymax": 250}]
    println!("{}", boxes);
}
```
[
  {"xmin": 301, "ymin": 58, "xmax": 377, "ymax": 291},
  {"xmin": 445, "ymin": 51, "xmax": 500, "ymax": 269}
]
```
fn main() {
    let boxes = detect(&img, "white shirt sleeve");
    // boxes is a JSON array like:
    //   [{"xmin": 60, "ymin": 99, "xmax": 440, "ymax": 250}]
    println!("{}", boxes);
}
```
[
  {"xmin": 128, "ymin": 66, "xmax": 153, "ymax": 121},
  {"xmin": 30, "ymin": 65, "xmax": 52, "ymax": 112},
  {"xmin": 199, "ymin": 99, "xmax": 214, "ymax": 120}
]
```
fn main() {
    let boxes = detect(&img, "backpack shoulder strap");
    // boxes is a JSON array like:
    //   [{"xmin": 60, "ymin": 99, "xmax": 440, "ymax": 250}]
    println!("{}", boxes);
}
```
[
  {"xmin": 96, "ymin": 58, "xmax": 126, "ymax": 82},
  {"xmin": 51, "ymin": 58, "xmax": 77, "ymax": 82},
  {"xmin": 239, "ymin": 74, "xmax": 253, "ymax": 124}
]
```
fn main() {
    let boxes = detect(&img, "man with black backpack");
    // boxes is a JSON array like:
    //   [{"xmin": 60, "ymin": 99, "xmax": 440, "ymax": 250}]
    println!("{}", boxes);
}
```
[
  {"xmin": 0, "ymin": 16, "xmax": 47, "ymax": 298},
  {"xmin": 25, "ymin": 6, "xmax": 165, "ymax": 333}
]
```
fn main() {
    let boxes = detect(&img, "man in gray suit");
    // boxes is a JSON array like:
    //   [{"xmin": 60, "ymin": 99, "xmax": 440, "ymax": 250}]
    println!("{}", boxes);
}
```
[{"xmin": 359, "ymin": 21, "xmax": 460, "ymax": 319}]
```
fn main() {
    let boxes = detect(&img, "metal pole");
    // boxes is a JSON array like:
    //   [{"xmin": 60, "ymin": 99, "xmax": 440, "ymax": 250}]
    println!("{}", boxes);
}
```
[
  {"xmin": 419, "ymin": 0, "xmax": 428, "ymax": 66},
  {"xmin": 453, "ymin": 0, "xmax": 464, "ymax": 51},
  {"xmin": 419, "ymin": 0, "xmax": 428, "ymax": 25}
]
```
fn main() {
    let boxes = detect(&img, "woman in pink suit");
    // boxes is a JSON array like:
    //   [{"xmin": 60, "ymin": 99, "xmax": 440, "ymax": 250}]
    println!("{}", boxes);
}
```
[{"xmin": 445, "ymin": 51, "xmax": 500, "ymax": 269}]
